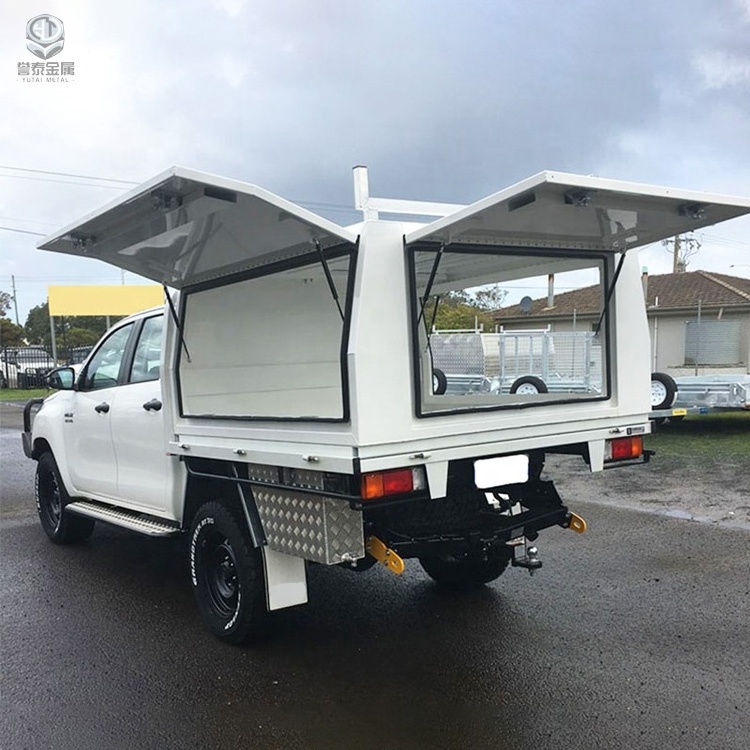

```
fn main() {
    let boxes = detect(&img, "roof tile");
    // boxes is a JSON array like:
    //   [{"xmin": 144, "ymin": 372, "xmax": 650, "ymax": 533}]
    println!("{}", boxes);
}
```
[{"xmin": 495, "ymin": 271, "xmax": 750, "ymax": 319}]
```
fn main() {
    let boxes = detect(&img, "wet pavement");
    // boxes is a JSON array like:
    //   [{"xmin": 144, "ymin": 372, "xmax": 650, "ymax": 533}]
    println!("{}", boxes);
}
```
[{"xmin": 2, "ymin": 401, "xmax": 749, "ymax": 749}]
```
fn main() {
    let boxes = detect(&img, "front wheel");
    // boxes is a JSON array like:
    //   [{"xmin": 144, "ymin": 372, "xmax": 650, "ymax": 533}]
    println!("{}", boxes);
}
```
[
  {"xmin": 420, "ymin": 550, "xmax": 511, "ymax": 590},
  {"xmin": 36, "ymin": 452, "xmax": 95, "ymax": 544},
  {"xmin": 189, "ymin": 502, "xmax": 267, "ymax": 644}
]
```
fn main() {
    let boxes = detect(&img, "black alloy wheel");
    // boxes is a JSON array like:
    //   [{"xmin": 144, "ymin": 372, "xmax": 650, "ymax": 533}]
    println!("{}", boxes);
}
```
[{"xmin": 36, "ymin": 452, "xmax": 95, "ymax": 544}]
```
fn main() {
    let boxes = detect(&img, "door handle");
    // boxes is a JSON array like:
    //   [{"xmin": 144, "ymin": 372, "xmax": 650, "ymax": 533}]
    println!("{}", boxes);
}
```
[
  {"xmin": 143, "ymin": 398, "xmax": 162, "ymax": 412},
  {"xmin": 94, "ymin": 402, "xmax": 110, "ymax": 414}
]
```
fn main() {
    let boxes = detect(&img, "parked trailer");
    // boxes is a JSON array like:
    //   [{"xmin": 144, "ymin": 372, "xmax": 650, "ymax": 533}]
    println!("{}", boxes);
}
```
[
  {"xmin": 430, "ymin": 328, "xmax": 602, "ymax": 396},
  {"xmin": 22, "ymin": 166, "xmax": 750, "ymax": 643},
  {"xmin": 650, "ymin": 374, "xmax": 750, "ymax": 420}
]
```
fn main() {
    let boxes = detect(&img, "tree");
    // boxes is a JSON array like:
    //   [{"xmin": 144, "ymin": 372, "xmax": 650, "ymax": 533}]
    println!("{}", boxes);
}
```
[
  {"xmin": 24, "ymin": 302, "xmax": 52, "ymax": 346},
  {"xmin": 24, "ymin": 302, "xmax": 122, "ymax": 349},
  {"xmin": 0, "ymin": 290, "xmax": 12, "ymax": 318},
  {"xmin": 0, "ymin": 318, "xmax": 24, "ymax": 348},
  {"xmin": 423, "ymin": 284, "xmax": 507, "ymax": 331},
  {"xmin": 65, "ymin": 327, "xmax": 102, "ymax": 347}
]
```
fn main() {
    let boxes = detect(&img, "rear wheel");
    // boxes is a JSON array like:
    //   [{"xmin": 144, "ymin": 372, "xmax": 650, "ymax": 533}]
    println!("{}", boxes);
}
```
[
  {"xmin": 189, "ymin": 501, "xmax": 267, "ymax": 644},
  {"xmin": 36, "ymin": 452, "xmax": 95, "ymax": 544},
  {"xmin": 420, "ymin": 550, "xmax": 511, "ymax": 590}
]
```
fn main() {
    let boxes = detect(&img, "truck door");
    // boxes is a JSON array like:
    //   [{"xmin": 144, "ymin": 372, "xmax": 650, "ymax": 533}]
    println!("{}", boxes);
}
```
[
  {"xmin": 109, "ymin": 314, "xmax": 170, "ymax": 513},
  {"xmin": 66, "ymin": 322, "xmax": 135, "ymax": 499}
]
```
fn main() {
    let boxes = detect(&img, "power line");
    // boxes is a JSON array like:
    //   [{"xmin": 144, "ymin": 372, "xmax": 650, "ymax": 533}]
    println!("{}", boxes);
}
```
[
  {"xmin": 0, "ymin": 226, "xmax": 46, "ymax": 236},
  {"xmin": 0, "ymin": 173, "xmax": 130, "ymax": 190},
  {"xmin": 698, "ymin": 232, "xmax": 750, "ymax": 249},
  {"xmin": 0, "ymin": 164, "xmax": 365, "ymax": 216},
  {"xmin": 0, "ymin": 165, "xmax": 138, "ymax": 185},
  {"xmin": 0, "ymin": 214, "xmax": 58, "ymax": 227}
]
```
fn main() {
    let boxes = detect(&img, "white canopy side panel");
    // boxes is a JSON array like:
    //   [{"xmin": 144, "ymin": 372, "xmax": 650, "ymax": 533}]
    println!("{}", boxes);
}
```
[
  {"xmin": 406, "ymin": 171, "xmax": 750, "ymax": 251},
  {"xmin": 37, "ymin": 167, "xmax": 357, "ymax": 289}
]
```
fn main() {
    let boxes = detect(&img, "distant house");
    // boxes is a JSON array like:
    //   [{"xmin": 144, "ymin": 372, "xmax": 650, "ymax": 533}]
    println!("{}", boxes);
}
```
[{"xmin": 494, "ymin": 271, "xmax": 750, "ymax": 376}]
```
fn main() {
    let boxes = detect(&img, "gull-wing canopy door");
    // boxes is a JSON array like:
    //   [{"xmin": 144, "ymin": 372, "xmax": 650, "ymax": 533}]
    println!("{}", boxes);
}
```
[
  {"xmin": 38, "ymin": 167, "xmax": 358, "ymax": 289},
  {"xmin": 406, "ymin": 171, "xmax": 750, "ymax": 252}
]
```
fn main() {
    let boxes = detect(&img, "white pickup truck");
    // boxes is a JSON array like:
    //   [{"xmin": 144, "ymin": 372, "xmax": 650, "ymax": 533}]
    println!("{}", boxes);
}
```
[{"xmin": 23, "ymin": 167, "xmax": 750, "ymax": 643}]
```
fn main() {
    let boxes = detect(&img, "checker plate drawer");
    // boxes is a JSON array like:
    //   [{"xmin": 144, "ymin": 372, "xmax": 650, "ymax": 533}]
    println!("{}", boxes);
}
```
[{"xmin": 252, "ymin": 488, "xmax": 364, "ymax": 565}]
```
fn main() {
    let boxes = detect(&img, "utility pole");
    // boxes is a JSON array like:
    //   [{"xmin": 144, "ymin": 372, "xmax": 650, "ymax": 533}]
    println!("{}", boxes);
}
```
[
  {"xmin": 11, "ymin": 275, "xmax": 20, "ymax": 325},
  {"xmin": 662, "ymin": 234, "xmax": 701, "ymax": 273}
]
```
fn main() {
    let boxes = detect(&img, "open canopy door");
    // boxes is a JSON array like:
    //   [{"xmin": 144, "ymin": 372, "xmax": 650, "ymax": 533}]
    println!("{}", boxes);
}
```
[
  {"xmin": 38, "ymin": 167, "xmax": 358, "ymax": 289},
  {"xmin": 405, "ymin": 171, "xmax": 750, "ymax": 252}
]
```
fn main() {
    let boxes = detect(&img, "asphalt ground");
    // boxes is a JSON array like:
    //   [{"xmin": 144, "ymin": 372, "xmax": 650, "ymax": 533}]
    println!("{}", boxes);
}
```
[{"xmin": 2, "ymin": 400, "xmax": 749, "ymax": 749}]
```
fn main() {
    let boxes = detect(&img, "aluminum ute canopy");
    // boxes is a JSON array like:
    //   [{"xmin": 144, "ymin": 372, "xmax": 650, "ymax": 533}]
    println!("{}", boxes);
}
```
[
  {"xmin": 406, "ymin": 171, "xmax": 750, "ymax": 252},
  {"xmin": 38, "ymin": 167, "xmax": 358, "ymax": 289}
]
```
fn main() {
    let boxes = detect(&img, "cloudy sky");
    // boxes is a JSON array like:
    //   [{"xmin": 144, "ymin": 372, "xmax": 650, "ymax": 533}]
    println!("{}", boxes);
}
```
[{"xmin": 1, "ymin": 0, "xmax": 749, "ymax": 324}]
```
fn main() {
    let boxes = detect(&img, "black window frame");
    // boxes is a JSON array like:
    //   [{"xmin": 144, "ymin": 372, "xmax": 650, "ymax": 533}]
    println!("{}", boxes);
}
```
[
  {"xmin": 77, "ymin": 321, "xmax": 137, "ymax": 392},
  {"xmin": 175, "ymin": 242, "xmax": 358, "ymax": 423},
  {"xmin": 127, "ymin": 314, "xmax": 164, "ymax": 385},
  {"xmin": 407, "ymin": 241, "xmax": 613, "ymax": 418}
]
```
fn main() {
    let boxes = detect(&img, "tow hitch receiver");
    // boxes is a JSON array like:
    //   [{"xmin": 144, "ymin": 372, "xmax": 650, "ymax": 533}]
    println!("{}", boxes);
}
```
[
  {"xmin": 565, "ymin": 512, "xmax": 587, "ymax": 533},
  {"xmin": 366, "ymin": 536, "xmax": 405, "ymax": 575},
  {"xmin": 508, "ymin": 538, "xmax": 543, "ymax": 574}
]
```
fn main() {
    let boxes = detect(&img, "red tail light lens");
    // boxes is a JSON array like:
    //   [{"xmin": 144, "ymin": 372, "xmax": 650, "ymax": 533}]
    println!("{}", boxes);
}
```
[
  {"xmin": 607, "ymin": 435, "xmax": 643, "ymax": 461},
  {"xmin": 361, "ymin": 468, "xmax": 423, "ymax": 500}
]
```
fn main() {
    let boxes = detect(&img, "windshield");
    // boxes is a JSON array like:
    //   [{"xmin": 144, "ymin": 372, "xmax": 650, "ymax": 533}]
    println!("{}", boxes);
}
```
[{"xmin": 409, "ymin": 245, "xmax": 611, "ymax": 416}]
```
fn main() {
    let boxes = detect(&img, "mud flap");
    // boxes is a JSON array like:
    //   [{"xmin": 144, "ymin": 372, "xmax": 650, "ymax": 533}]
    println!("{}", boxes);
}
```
[{"xmin": 261, "ymin": 548, "xmax": 308, "ymax": 611}]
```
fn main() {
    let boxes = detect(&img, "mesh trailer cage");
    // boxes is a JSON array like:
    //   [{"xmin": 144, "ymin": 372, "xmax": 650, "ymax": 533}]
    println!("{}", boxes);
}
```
[{"xmin": 428, "ymin": 329, "xmax": 603, "ymax": 395}]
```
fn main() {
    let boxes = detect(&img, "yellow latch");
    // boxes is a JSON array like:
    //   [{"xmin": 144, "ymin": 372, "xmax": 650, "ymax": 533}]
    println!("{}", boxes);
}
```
[
  {"xmin": 567, "ymin": 512, "xmax": 587, "ymax": 534},
  {"xmin": 365, "ymin": 536, "xmax": 405, "ymax": 575}
]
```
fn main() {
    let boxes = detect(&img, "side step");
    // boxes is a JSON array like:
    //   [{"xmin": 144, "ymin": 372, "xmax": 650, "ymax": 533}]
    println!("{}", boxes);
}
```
[{"xmin": 66, "ymin": 500, "xmax": 181, "ymax": 537}]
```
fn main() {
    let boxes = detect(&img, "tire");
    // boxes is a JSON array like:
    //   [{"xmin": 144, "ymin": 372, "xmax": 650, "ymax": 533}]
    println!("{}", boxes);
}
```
[
  {"xmin": 189, "ymin": 501, "xmax": 267, "ymax": 644},
  {"xmin": 420, "ymin": 550, "xmax": 511, "ymax": 590},
  {"xmin": 35, "ymin": 452, "xmax": 95, "ymax": 544},
  {"xmin": 650, "ymin": 372, "xmax": 677, "ymax": 410},
  {"xmin": 432, "ymin": 368, "xmax": 447, "ymax": 395},
  {"xmin": 509, "ymin": 375, "xmax": 548, "ymax": 395}
]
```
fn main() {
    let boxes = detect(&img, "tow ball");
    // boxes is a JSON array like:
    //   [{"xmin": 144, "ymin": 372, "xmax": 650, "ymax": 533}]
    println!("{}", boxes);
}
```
[
  {"xmin": 508, "ymin": 511, "xmax": 587, "ymax": 576},
  {"xmin": 510, "ymin": 541, "xmax": 543, "ymax": 575}
]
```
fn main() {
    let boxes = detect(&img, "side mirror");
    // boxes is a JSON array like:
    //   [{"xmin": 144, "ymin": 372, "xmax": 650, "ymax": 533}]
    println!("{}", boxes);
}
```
[{"xmin": 47, "ymin": 366, "xmax": 76, "ymax": 390}]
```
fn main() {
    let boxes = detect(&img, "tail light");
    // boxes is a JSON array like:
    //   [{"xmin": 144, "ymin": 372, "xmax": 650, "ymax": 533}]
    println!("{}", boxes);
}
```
[
  {"xmin": 605, "ymin": 435, "xmax": 643, "ymax": 462},
  {"xmin": 360, "ymin": 467, "xmax": 427, "ymax": 500}
]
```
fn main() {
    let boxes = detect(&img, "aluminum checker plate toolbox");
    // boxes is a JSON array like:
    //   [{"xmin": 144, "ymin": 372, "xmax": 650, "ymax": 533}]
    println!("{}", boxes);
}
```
[{"xmin": 251, "ymin": 488, "xmax": 365, "ymax": 565}]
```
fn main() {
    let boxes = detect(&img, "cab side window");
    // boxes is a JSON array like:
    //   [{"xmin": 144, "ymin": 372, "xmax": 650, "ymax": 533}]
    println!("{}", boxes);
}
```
[
  {"xmin": 80, "ymin": 324, "xmax": 134, "ymax": 391},
  {"xmin": 129, "ymin": 316, "xmax": 163, "ymax": 383}
]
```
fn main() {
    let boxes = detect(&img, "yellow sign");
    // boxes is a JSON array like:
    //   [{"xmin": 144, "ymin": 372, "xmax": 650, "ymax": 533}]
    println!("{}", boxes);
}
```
[{"xmin": 48, "ymin": 286, "xmax": 163, "ymax": 316}]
